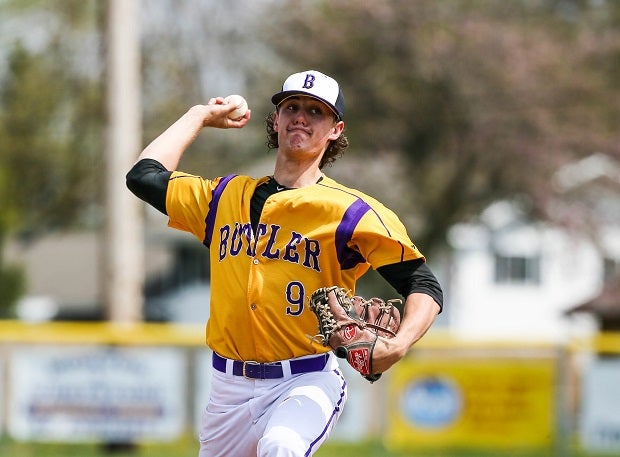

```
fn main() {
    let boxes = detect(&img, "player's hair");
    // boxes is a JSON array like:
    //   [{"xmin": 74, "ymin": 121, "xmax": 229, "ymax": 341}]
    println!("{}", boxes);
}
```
[{"xmin": 265, "ymin": 111, "xmax": 349, "ymax": 169}]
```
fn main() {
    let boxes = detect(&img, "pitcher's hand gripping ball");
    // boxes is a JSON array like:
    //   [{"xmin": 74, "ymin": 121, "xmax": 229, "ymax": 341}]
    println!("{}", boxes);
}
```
[
  {"xmin": 224, "ymin": 94, "xmax": 248, "ymax": 120},
  {"xmin": 309, "ymin": 286, "xmax": 401, "ymax": 382}
]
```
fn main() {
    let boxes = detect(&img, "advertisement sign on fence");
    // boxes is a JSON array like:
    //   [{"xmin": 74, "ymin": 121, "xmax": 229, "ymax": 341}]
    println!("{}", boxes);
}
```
[
  {"xmin": 580, "ymin": 358, "xmax": 620, "ymax": 452},
  {"xmin": 8, "ymin": 346, "xmax": 186, "ymax": 442},
  {"xmin": 385, "ymin": 354, "xmax": 557, "ymax": 451}
]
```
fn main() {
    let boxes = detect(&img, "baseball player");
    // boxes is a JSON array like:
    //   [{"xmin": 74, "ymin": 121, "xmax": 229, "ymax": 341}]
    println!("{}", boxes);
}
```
[{"xmin": 126, "ymin": 70, "xmax": 443, "ymax": 456}]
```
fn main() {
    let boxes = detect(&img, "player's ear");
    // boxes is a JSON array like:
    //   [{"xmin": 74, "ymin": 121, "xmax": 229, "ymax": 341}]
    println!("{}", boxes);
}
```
[
  {"xmin": 328, "ymin": 120, "xmax": 344, "ymax": 140},
  {"xmin": 273, "ymin": 111, "xmax": 280, "ymax": 132}
]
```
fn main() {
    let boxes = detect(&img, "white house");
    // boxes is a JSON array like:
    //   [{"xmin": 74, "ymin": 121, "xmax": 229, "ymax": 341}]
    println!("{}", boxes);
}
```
[
  {"xmin": 446, "ymin": 153, "xmax": 620, "ymax": 342},
  {"xmin": 447, "ymin": 204, "xmax": 615, "ymax": 341}
]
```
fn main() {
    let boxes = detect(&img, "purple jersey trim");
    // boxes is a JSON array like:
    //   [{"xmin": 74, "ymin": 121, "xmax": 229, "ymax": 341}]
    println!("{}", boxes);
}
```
[
  {"xmin": 335, "ymin": 198, "xmax": 371, "ymax": 269},
  {"xmin": 203, "ymin": 174, "xmax": 237, "ymax": 247}
]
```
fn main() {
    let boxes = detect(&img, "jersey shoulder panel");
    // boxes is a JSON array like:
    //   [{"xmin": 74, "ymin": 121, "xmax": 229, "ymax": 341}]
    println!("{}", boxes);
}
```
[
  {"xmin": 319, "ymin": 175, "xmax": 424, "ymax": 268},
  {"xmin": 318, "ymin": 175, "xmax": 390, "ymax": 210},
  {"xmin": 166, "ymin": 172, "xmax": 258, "ymax": 242}
]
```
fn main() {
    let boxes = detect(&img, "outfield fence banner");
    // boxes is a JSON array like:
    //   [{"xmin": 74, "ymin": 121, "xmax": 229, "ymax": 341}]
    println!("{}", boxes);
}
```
[
  {"xmin": 0, "ymin": 360, "xmax": 3, "ymax": 434},
  {"xmin": 384, "ymin": 349, "xmax": 558, "ymax": 452},
  {"xmin": 579, "ymin": 357, "xmax": 620, "ymax": 453},
  {"xmin": 1, "ymin": 321, "xmax": 620, "ymax": 453},
  {"xmin": 8, "ymin": 345, "xmax": 186, "ymax": 442}
]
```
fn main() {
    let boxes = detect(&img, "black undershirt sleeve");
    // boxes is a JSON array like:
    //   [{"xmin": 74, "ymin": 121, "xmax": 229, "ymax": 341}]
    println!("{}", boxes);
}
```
[
  {"xmin": 377, "ymin": 259, "xmax": 444, "ymax": 313},
  {"xmin": 126, "ymin": 158, "xmax": 171, "ymax": 215}
]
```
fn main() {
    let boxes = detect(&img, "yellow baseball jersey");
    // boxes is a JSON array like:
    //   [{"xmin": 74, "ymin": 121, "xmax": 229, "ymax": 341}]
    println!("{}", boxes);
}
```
[{"xmin": 166, "ymin": 172, "xmax": 424, "ymax": 362}]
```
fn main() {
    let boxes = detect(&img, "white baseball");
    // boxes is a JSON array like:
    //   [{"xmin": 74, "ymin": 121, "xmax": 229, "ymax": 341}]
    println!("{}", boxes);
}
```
[{"xmin": 224, "ymin": 94, "xmax": 248, "ymax": 120}]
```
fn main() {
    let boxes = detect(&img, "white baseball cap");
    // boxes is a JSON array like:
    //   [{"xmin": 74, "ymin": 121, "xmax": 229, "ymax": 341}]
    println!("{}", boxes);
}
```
[{"xmin": 271, "ymin": 70, "xmax": 345, "ymax": 120}]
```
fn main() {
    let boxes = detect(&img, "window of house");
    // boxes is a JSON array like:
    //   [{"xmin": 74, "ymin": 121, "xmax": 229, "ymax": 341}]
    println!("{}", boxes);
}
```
[
  {"xmin": 603, "ymin": 257, "xmax": 620, "ymax": 282},
  {"xmin": 494, "ymin": 254, "xmax": 541, "ymax": 284}
]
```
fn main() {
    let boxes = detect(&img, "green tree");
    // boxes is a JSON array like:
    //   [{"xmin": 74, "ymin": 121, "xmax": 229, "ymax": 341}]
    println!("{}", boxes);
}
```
[{"xmin": 0, "ymin": 0, "xmax": 104, "ymax": 315}]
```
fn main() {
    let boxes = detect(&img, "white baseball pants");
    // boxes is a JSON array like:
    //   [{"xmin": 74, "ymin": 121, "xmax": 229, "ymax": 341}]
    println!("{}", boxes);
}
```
[{"xmin": 198, "ymin": 353, "xmax": 347, "ymax": 457}]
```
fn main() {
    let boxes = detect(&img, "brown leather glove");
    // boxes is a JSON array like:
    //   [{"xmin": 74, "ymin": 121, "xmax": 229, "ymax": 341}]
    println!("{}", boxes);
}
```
[{"xmin": 309, "ymin": 286, "xmax": 401, "ymax": 382}]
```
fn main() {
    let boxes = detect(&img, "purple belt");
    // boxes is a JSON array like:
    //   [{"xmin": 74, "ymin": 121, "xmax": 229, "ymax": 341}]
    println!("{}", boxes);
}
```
[{"xmin": 212, "ymin": 352, "xmax": 329, "ymax": 379}]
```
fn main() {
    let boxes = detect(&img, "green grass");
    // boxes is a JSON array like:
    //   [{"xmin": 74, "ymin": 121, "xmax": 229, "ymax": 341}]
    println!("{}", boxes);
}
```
[{"xmin": 0, "ymin": 435, "xmax": 615, "ymax": 457}]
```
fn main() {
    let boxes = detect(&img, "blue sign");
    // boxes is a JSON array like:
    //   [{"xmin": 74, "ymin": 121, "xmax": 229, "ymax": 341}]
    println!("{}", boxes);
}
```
[{"xmin": 401, "ymin": 376, "xmax": 461, "ymax": 428}]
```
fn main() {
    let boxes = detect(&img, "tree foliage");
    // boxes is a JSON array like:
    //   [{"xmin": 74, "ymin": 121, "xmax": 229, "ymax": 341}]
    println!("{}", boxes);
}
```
[
  {"xmin": 0, "ymin": 0, "xmax": 104, "ymax": 313},
  {"xmin": 0, "ymin": 0, "xmax": 104, "ymax": 237},
  {"xmin": 0, "ymin": 44, "xmax": 103, "ymax": 235}
]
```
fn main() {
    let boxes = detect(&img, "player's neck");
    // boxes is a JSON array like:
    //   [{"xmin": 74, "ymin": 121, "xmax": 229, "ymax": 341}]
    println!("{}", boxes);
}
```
[{"xmin": 272, "ymin": 156, "xmax": 322, "ymax": 189}]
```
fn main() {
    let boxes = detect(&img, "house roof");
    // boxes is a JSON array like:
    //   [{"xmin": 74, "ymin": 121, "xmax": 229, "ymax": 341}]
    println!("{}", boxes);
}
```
[{"xmin": 567, "ymin": 276, "xmax": 620, "ymax": 318}]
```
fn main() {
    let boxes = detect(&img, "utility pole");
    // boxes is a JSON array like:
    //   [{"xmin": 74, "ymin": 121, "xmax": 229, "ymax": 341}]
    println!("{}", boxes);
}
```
[{"xmin": 103, "ymin": 0, "xmax": 143, "ymax": 323}]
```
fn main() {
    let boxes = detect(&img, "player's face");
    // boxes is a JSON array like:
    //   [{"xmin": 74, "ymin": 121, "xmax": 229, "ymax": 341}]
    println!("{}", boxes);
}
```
[{"xmin": 274, "ymin": 97, "xmax": 344, "ymax": 158}]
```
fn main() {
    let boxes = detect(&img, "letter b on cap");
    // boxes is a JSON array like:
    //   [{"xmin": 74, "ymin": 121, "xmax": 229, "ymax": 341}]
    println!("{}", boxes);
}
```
[{"xmin": 303, "ymin": 74, "xmax": 315, "ymax": 89}]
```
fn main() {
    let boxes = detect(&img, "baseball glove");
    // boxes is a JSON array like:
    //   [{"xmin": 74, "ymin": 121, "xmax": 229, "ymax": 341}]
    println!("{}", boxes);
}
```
[{"xmin": 308, "ymin": 286, "xmax": 401, "ymax": 383}]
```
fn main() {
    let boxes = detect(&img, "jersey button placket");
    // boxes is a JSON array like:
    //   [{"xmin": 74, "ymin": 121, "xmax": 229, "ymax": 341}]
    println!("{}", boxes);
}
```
[{"xmin": 249, "ymin": 257, "xmax": 261, "ymax": 311}]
